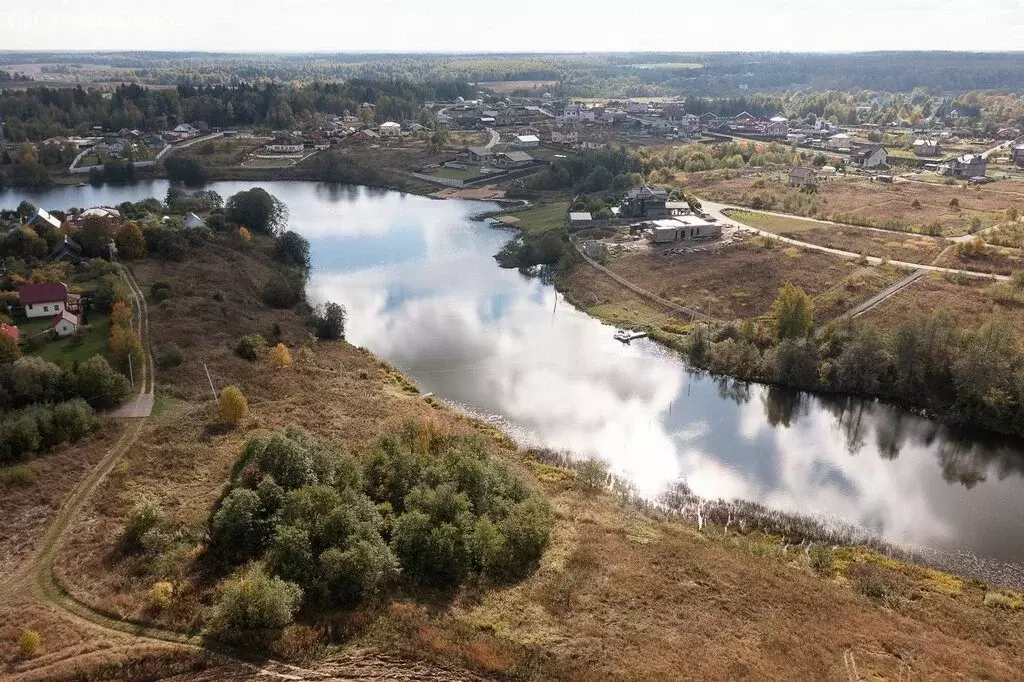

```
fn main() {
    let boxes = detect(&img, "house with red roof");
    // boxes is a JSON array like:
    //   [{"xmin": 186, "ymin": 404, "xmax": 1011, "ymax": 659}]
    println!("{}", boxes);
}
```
[
  {"xmin": 17, "ymin": 282, "xmax": 70, "ymax": 319},
  {"xmin": 0, "ymin": 323, "xmax": 19, "ymax": 344},
  {"xmin": 50, "ymin": 310, "xmax": 79, "ymax": 338}
]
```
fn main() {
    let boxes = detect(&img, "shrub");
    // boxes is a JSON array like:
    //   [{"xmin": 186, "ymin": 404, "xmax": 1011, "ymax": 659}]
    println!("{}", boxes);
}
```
[
  {"xmin": 0, "ymin": 464, "xmax": 36, "ymax": 488},
  {"xmin": 148, "ymin": 581, "xmax": 174, "ymax": 611},
  {"xmin": 297, "ymin": 346, "xmax": 315, "ymax": 368},
  {"xmin": 235, "ymin": 333, "xmax": 267, "ymax": 361},
  {"xmin": 0, "ymin": 333, "xmax": 20, "ymax": 365},
  {"xmin": 157, "ymin": 343, "xmax": 185, "ymax": 370},
  {"xmin": 983, "ymin": 591, "xmax": 1022, "ymax": 609},
  {"xmin": 74, "ymin": 355, "xmax": 131, "ymax": 409},
  {"xmin": 312, "ymin": 302, "xmax": 347, "ymax": 340},
  {"xmin": 849, "ymin": 563, "xmax": 889, "ymax": 603},
  {"xmin": 150, "ymin": 281, "xmax": 172, "ymax": 302},
  {"xmin": 212, "ymin": 564, "xmax": 303, "ymax": 631},
  {"xmin": 220, "ymin": 386, "xmax": 249, "ymax": 426},
  {"xmin": 262, "ymin": 270, "xmax": 306, "ymax": 309},
  {"xmin": 576, "ymin": 458, "xmax": 608, "ymax": 492},
  {"xmin": 18, "ymin": 630, "xmax": 41, "ymax": 658},
  {"xmin": 809, "ymin": 544, "xmax": 835, "ymax": 576},
  {"xmin": 120, "ymin": 500, "xmax": 162, "ymax": 554},
  {"xmin": 268, "ymin": 344, "xmax": 293, "ymax": 369}
]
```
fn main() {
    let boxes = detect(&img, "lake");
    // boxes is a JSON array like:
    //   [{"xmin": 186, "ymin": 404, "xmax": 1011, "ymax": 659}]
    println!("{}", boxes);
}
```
[{"xmin": 5, "ymin": 180, "xmax": 1024, "ymax": 572}]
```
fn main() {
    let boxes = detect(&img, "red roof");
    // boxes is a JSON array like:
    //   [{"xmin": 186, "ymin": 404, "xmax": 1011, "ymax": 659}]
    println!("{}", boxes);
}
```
[
  {"xmin": 0, "ymin": 323, "xmax": 18, "ymax": 343},
  {"xmin": 50, "ymin": 310, "xmax": 79, "ymax": 328},
  {"xmin": 17, "ymin": 282, "xmax": 69, "ymax": 306}
]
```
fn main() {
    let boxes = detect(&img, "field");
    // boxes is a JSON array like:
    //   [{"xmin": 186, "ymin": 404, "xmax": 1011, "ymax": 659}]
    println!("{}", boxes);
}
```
[
  {"xmin": 5, "ymin": 233, "xmax": 1024, "ymax": 681},
  {"xmin": 727, "ymin": 209, "xmax": 951, "ymax": 264},
  {"xmin": 690, "ymin": 170, "xmax": 1024, "ymax": 236},
  {"xmin": 477, "ymin": 80, "xmax": 559, "ymax": 93},
  {"xmin": 560, "ymin": 239, "xmax": 908, "ymax": 328},
  {"xmin": 497, "ymin": 201, "xmax": 569, "ymax": 234},
  {"xmin": 935, "ymin": 242, "xmax": 1024, "ymax": 276},
  {"xmin": 432, "ymin": 166, "xmax": 482, "ymax": 181}
]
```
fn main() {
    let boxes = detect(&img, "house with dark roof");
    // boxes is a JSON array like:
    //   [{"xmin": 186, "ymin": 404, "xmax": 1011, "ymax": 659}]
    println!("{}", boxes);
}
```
[
  {"xmin": 789, "ymin": 167, "xmax": 818, "ymax": 188},
  {"xmin": 622, "ymin": 185, "xmax": 671, "ymax": 219},
  {"xmin": 939, "ymin": 153, "xmax": 987, "ymax": 179},
  {"xmin": 18, "ymin": 282, "xmax": 70, "ymax": 319},
  {"xmin": 50, "ymin": 235, "xmax": 84, "ymax": 264},
  {"xmin": 494, "ymin": 151, "xmax": 535, "ymax": 169},
  {"xmin": 850, "ymin": 145, "xmax": 888, "ymax": 169},
  {"xmin": 460, "ymin": 146, "xmax": 494, "ymax": 163},
  {"xmin": 1013, "ymin": 144, "xmax": 1024, "ymax": 166}
]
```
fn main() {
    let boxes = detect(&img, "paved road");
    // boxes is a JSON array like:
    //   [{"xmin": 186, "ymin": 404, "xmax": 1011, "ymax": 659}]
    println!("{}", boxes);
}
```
[
  {"xmin": 700, "ymin": 200, "xmax": 1009, "ymax": 281},
  {"xmin": 484, "ymin": 127, "xmax": 500, "ymax": 149}
]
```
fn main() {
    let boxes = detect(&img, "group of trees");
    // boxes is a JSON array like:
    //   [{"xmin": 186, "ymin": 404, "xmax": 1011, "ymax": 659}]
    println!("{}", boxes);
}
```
[
  {"xmin": 0, "ymin": 354, "xmax": 129, "ymax": 462},
  {"xmin": 200, "ymin": 423, "xmax": 551, "ymax": 630},
  {"xmin": 687, "ymin": 284, "xmax": 1024, "ymax": 437}
]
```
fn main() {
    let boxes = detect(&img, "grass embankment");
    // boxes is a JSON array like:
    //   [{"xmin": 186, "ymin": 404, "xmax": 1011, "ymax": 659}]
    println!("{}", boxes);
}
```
[
  {"xmin": 4, "ymin": 232, "xmax": 1024, "ymax": 681},
  {"xmin": 728, "ymin": 209, "xmax": 950, "ymax": 264},
  {"xmin": 432, "ymin": 166, "xmax": 482, "ymax": 181}
]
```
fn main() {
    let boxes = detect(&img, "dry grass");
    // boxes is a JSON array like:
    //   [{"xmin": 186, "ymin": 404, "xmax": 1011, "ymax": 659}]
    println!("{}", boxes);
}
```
[
  {"xmin": 561, "ymin": 240, "xmax": 905, "ymax": 327},
  {"xmin": 692, "ymin": 171, "xmax": 1022, "ymax": 236},
  {"xmin": 934, "ymin": 242, "xmax": 1024, "ymax": 276},
  {"xmin": 728, "ymin": 209, "xmax": 950, "ymax": 264}
]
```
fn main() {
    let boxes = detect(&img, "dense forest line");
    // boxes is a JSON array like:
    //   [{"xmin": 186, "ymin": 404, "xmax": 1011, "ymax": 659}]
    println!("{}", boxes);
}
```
[
  {"xmin": 5, "ymin": 51, "xmax": 1024, "ymax": 96},
  {"xmin": 0, "ymin": 79, "xmax": 470, "ymax": 142}
]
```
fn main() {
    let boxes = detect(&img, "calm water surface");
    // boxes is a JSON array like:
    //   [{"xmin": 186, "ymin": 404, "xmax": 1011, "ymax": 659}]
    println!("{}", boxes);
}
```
[{"xmin": 6, "ymin": 181, "xmax": 1024, "ymax": 564}]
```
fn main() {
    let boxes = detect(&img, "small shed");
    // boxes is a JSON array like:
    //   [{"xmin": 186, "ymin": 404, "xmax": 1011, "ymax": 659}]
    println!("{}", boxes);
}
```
[
  {"xmin": 515, "ymin": 135, "xmax": 540, "ymax": 148},
  {"xmin": 51, "ymin": 310, "xmax": 79, "ymax": 338},
  {"xmin": 569, "ymin": 212, "xmax": 593, "ymax": 226},
  {"xmin": 184, "ymin": 212, "xmax": 206, "ymax": 229}
]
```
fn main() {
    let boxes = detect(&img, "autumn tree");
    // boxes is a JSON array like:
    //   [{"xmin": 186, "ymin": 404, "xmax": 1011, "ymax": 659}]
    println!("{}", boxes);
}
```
[
  {"xmin": 111, "ymin": 300, "xmax": 132, "ymax": 329},
  {"xmin": 268, "ymin": 343, "xmax": 293, "ymax": 369},
  {"xmin": 772, "ymin": 283, "xmax": 814, "ymax": 340},
  {"xmin": 115, "ymin": 221, "xmax": 146, "ymax": 259},
  {"xmin": 109, "ymin": 325, "xmax": 144, "ymax": 378},
  {"xmin": 219, "ymin": 385, "xmax": 249, "ymax": 426}
]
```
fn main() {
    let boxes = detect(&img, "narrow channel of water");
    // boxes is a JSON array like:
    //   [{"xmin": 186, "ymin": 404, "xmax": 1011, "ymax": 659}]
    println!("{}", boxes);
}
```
[{"xmin": 6, "ymin": 180, "xmax": 1024, "ymax": 568}]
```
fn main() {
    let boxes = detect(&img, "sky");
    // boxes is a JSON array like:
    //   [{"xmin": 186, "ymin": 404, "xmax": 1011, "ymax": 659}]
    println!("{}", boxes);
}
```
[{"xmin": 3, "ymin": 0, "xmax": 1024, "ymax": 53}]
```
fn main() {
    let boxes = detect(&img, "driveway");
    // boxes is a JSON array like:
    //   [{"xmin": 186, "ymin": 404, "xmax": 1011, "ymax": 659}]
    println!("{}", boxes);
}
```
[{"xmin": 484, "ymin": 127, "xmax": 500, "ymax": 149}]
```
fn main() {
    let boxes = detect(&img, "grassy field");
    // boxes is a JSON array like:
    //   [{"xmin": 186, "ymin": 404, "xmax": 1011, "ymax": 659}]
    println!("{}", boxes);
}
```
[
  {"xmin": 432, "ymin": 166, "xmax": 481, "ymax": 181},
  {"xmin": 497, "ymin": 202, "xmax": 569, "ymax": 234},
  {"xmin": 728, "ymin": 209, "xmax": 950, "ymax": 264},
  {"xmin": 559, "ymin": 238, "xmax": 907, "ymax": 328},
  {"xmin": 5, "ymin": 234, "xmax": 1024, "ymax": 681},
  {"xmin": 477, "ymin": 80, "xmax": 559, "ymax": 93},
  {"xmin": 691, "ymin": 171, "xmax": 1022, "ymax": 236}
]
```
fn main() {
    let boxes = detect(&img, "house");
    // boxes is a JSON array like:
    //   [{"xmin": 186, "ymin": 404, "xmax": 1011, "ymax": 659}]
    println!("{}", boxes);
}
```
[
  {"xmin": 787, "ymin": 133, "xmax": 808, "ymax": 145},
  {"xmin": 379, "ymin": 121, "xmax": 401, "ymax": 137},
  {"xmin": 266, "ymin": 136, "xmax": 304, "ymax": 153},
  {"xmin": 621, "ymin": 185, "xmax": 670, "ymax": 220},
  {"xmin": 494, "ymin": 151, "xmax": 534, "ymax": 168},
  {"xmin": 50, "ymin": 310, "xmax": 79, "ymax": 338},
  {"xmin": 1011, "ymin": 144, "xmax": 1024, "ymax": 166},
  {"xmin": 515, "ymin": 135, "xmax": 540, "ymax": 148},
  {"xmin": 172, "ymin": 123, "xmax": 199, "ymax": 137},
  {"xmin": 664, "ymin": 201, "xmax": 692, "ymax": 217},
  {"xmin": 0, "ymin": 323, "xmax": 18, "ymax": 345},
  {"xmin": 788, "ymin": 167, "xmax": 818, "ymax": 188},
  {"xmin": 550, "ymin": 129, "xmax": 578, "ymax": 145},
  {"xmin": 850, "ymin": 145, "xmax": 888, "ymax": 169},
  {"xmin": 568, "ymin": 212, "xmax": 593, "ymax": 226},
  {"xmin": 460, "ymin": 146, "xmax": 494, "ymax": 163},
  {"xmin": 940, "ymin": 153, "xmax": 987, "ymax": 179},
  {"xmin": 18, "ymin": 282, "xmax": 69, "ymax": 319},
  {"xmin": 184, "ymin": 212, "xmax": 206, "ymax": 229},
  {"xmin": 766, "ymin": 115, "xmax": 789, "ymax": 138},
  {"xmin": 518, "ymin": 126, "xmax": 540, "ymax": 137},
  {"xmin": 646, "ymin": 216, "xmax": 722, "ymax": 243},
  {"xmin": 27, "ymin": 208, "xmax": 61, "ymax": 231},
  {"xmin": 49, "ymin": 235, "xmax": 84, "ymax": 264},
  {"xmin": 827, "ymin": 133, "xmax": 853, "ymax": 150},
  {"xmin": 733, "ymin": 111, "xmax": 757, "ymax": 124},
  {"xmin": 355, "ymin": 129, "xmax": 380, "ymax": 143},
  {"xmin": 913, "ymin": 139, "xmax": 941, "ymax": 157}
]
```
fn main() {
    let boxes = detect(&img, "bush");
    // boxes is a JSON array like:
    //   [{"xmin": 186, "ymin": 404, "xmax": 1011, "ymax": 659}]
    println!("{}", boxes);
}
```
[
  {"xmin": 0, "ymin": 464, "xmax": 36, "ymax": 488},
  {"xmin": 235, "ymin": 334, "xmax": 268, "ymax": 361},
  {"xmin": 312, "ymin": 302, "xmax": 347, "ymax": 340},
  {"xmin": 262, "ymin": 270, "xmax": 306, "ymax": 309},
  {"xmin": 212, "ymin": 564, "xmax": 303, "ymax": 631},
  {"xmin": 121, "ymin": 500, "xmax": 162, "ymax": 554},
  {"xmin": 808, "ymin": 544, "xmax": 835, "ymax": 576},
  {"xmin": 576, "ymin": 458, "xmax": 608, "ymax": 492},
  {"xmin": 74, "ymin": 355, "xmax": 132, "ymax": 409},
  {"xmin": 157, "ymin": 343, "xmax": 185, "ymax": 370},
  {"xmin": 220, "ymin": 386, "xmax": 249, "ymax": 426},
  {"xmin": 148, "ymin": 581, "xmax": 174, "ymax": 611},
  {"xmin": 268, "ymin": 344, "xmax": 293, "ymax": 369},
  {"xmin": 18, "ymin": 630, "xmax": 41, "ymax": 658},
  {"xmin": 150, "ymin": 281, "xmax": 172, "ymax": 302}
]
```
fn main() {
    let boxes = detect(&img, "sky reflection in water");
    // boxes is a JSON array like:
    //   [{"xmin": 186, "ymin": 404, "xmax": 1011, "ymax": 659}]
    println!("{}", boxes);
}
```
[{"xmin": 5, "ymin": 181, "xmax": 1023, "ymax": 562}]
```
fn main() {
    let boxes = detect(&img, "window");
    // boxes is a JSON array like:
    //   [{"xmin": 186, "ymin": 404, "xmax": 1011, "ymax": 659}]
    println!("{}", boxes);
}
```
[{"xmin": 43, "ymin": 305, "xmax": 49, "ymax": 312}]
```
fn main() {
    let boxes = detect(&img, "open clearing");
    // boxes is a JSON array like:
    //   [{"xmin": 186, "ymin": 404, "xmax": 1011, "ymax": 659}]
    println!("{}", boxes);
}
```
[
  {"xmin": 728, "ymin": 209, "xmax": 950, "ymax": 263},
  {"xmin": 477, "ymin": 80, "xmax": 559, "ymax": 93},
  {"xmin": 691, "ymin": 170, "xmax": 1024, "ymax": 236},
  {"xmin": 498, "ymin": 202, "xmax": 568, "ymax": 234},
  {"xmin": 560, "ymin": 239, "xmax": 908, "ymax": 328}
]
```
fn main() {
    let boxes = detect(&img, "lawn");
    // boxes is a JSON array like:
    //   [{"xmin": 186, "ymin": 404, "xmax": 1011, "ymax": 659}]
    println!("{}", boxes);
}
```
[
  {"xmin": 24, "ymin": 313, "xmax": 111, "ymax": 366},
  {"xmin": 433, "ymin": 166, "xmax": 482, "ymax": 181},
  {"xmin": 727, "ymin": 209, "xmax": 950, "ymax": 264},
  {"xmin": 496, "ymin": 201, "xmax": 569, "ymax": 234}
]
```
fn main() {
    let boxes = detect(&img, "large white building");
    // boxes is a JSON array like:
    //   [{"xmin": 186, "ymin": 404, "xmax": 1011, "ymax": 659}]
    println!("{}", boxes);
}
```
[{"xmin": 379, "ymin": 121, "xmax": 401, "ymax": 137}]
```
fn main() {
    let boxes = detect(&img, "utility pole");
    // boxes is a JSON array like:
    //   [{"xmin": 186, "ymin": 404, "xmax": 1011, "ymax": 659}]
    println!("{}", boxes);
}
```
[
  {"xmin": 128, "ymin": 354, "xmax": 134, "ymax": 389},
  {"xmin": 204, "ymin": 363, "xmax": 217, "ymax": 401}
]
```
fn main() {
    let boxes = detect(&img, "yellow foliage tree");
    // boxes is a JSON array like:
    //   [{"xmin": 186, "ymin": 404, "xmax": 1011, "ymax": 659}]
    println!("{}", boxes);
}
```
[
  {"xmin": 116, "ymin": 221, "xmax": 147, "ymax": 260},
  {"xmin": 268, "ymin": 343, "xmax": 293, "ymax": 369},
  {"xmin": 111, "ymin": 300, "xmax": 132, "ymax": 329},
  {"xmin": 109, "ymin": 325, "xmax": 144, "ymax": 377},
  {"xmin": 19, "ymin": 630, "xmax": 41, "ymax": 658},
  {"xmin": 219, "ymin": 385, "xmax": 249, "ymax": 426},
  {"xmin": 238, "ymin": 226, "xmax": 251, "ymax": 241}
]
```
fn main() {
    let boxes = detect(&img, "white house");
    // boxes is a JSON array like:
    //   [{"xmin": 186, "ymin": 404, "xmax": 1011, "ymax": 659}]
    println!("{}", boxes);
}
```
[
  {"xmin": 27, "ymin": 208, "xmax": 61, "ymax": 230},
  {"xmin": 172, "ymin": 123, "xmax": 199, "ymax": 137},
  {"xmin": 515, "ymin": 135, "xmax": 540, "ymax": 148},
  {"xmin": 266, "ymin": 137, "xmax": 304, "ymax": 153},
  {"xmin": 850, "ymin": 145, "xmax": 888, "ymax": 169},
  {"xmin": 51, "ymin": 310, "xmax": 79, "ymax": 338},
  {"xmin": 379, "ymin": 121, "xmax": 401, "ymax": 137},
  {"xmin": 827, "ymin": 133, "xmax": 853, "ymax": 150},
  {"xmin": 913, "ymin": 139, "xmax": 940, "ymax": 157},
  {"xmin": 18, "ymin": 282, "xmax": 70, "ymax": 319}
]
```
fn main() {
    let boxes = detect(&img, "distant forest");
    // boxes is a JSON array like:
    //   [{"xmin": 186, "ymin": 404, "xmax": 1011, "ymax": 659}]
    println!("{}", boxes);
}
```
[
  {"xmin": 3, "ymin": 51, "xmax": 1024, "ymax": 96},
  {"xmin": 0, "ymin": 80, "xmax": 472, "ymax": 141}
]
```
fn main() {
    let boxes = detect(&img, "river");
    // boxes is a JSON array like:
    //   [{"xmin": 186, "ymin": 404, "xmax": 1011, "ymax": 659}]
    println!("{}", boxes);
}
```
[{"xmin": 5, "ymin": 180, "xmax": 1024, "ymax": 569}]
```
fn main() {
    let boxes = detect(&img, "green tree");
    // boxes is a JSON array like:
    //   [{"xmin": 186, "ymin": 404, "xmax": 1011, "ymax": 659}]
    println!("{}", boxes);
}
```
[
  {"xmin": 273, "ymin": 231, "xmax": 311, "ymax": 270},
  {"xmin": 225, "ymin": 188, "xmax": 287, "ymax": 235},
  {"xmin": 211, "ymin": 564, "xmax": 303, "ymax": 631},
  {"xmin": 772, "ymin": 284, "xmax": 814, "ymax": 340},
  {"xmin": 312, "ymin": 302, "xmax": 347, "ymax": 340}
]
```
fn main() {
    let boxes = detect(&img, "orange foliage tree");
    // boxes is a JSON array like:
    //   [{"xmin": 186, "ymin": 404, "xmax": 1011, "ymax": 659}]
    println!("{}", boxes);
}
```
[{"xmin": 111, "ymin": 300, "xmax": 132, "ymax": 329}]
